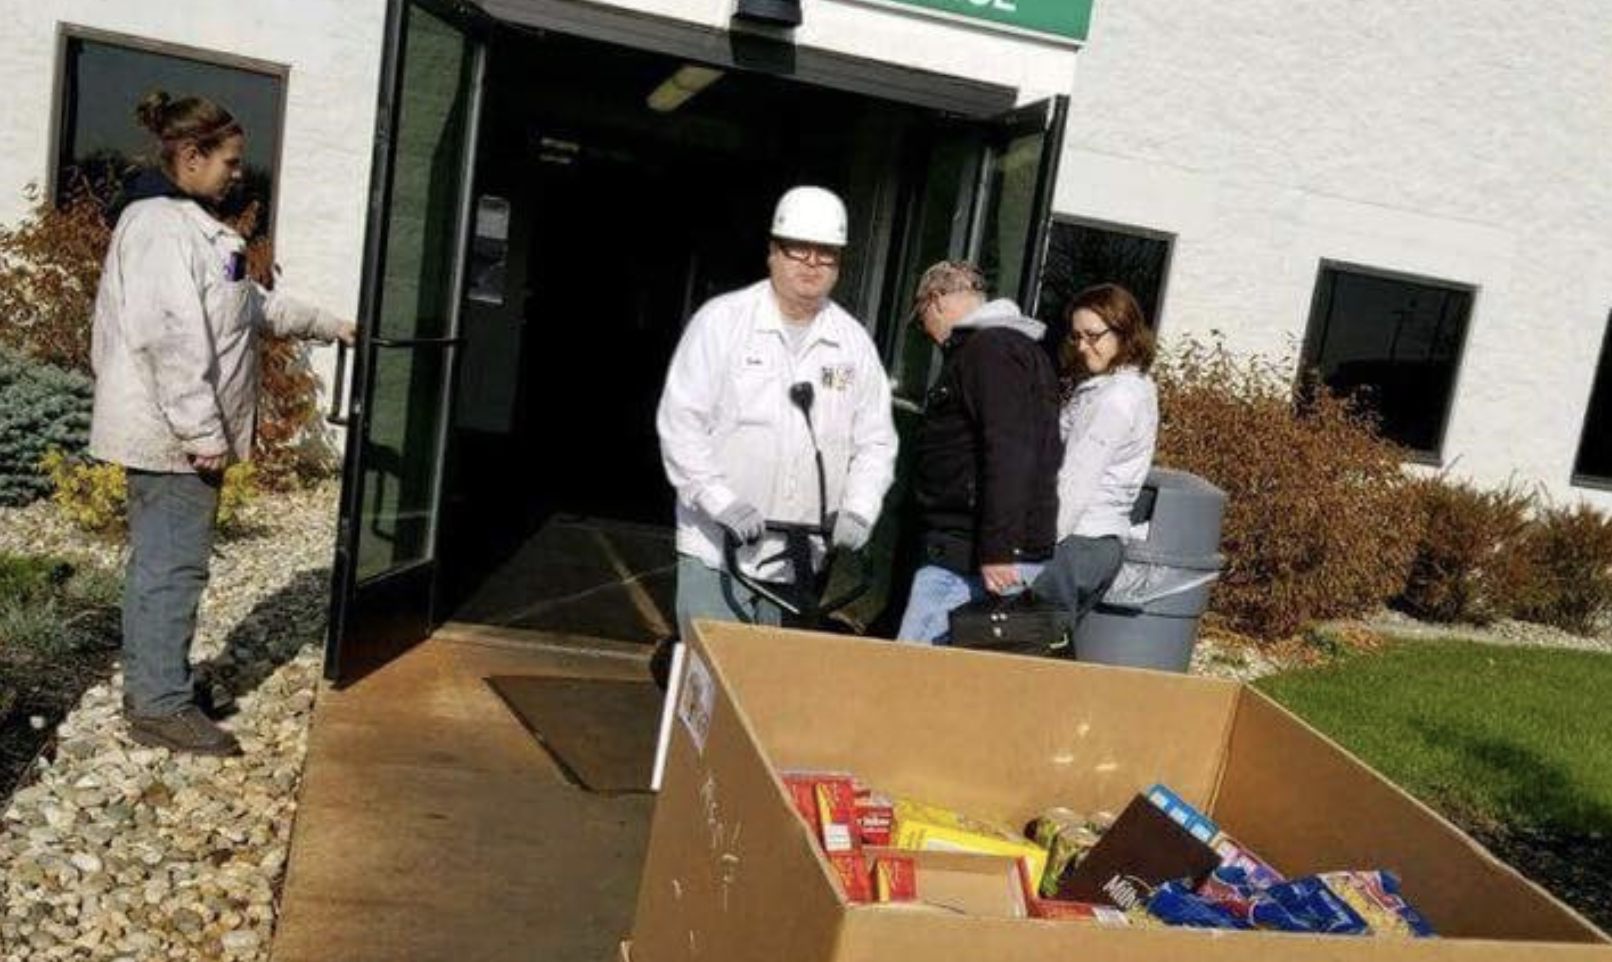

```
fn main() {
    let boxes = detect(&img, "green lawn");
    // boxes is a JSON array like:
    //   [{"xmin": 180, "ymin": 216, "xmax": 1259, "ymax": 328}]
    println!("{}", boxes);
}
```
[{"xmin": 1255, "ymin": 639, "xmax": 1612, "ymax": 836}]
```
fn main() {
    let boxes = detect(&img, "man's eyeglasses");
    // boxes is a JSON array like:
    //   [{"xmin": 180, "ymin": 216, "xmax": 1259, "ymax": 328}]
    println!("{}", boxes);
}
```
[
  {"xmin": 777, "ymin": 241, "xmax": 842, "ymax": 268},
  {"xmin": 1070, "ymin": 326, "xmax": 1114, "ymax": 346}
]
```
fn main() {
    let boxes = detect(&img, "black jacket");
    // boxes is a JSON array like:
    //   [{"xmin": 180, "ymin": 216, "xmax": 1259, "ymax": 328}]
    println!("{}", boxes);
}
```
[{"xmin": 912, "ymin": 301, "xmax": 1061, "ymax": 572}]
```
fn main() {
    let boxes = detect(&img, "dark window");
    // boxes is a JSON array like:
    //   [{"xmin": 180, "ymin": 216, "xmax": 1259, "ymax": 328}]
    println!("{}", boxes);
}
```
[
  {"xmin": 1035, "ymin": 218, "xmax": 1172, "ymax": 332},
  {"xmin": 1301, "ymin": 264, "xmax": 1474, "ymax": 459},
  {"xmin": 55, "ymin": 32, "xmax": 285, "ymax": 234},
  {"xmin": 1573, "ymin": 312, "xmax": 1612, "ymax": 485}
]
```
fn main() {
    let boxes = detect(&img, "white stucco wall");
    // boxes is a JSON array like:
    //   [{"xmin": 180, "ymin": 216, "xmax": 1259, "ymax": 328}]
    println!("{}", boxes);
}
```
[
  {"xmin": 5, "ymin": 0, "xmax": 1605, "ymax": 511},
  {"xmin": 0, "ymin": 0, "xmax": 387, "ymax": 428},
  {"xmin": 1054, "ymin": 0, "xmax": 1612, "ymax": 508}
]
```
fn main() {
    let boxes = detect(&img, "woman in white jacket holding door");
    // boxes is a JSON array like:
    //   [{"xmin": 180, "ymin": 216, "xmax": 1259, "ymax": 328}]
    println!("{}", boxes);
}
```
[
  {"xmin": 90, "ymin": 91, "xmax": 353, "ymax": 755},
  {"xmin": 1033, "ymin": 283, "xmax": 1159, "ymax": 631}
]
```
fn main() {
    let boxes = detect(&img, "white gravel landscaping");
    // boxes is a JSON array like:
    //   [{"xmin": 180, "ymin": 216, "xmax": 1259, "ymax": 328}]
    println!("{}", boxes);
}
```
[{"xmin": 1, "ymin": 482, "xmax": 337, "ymax": 962}]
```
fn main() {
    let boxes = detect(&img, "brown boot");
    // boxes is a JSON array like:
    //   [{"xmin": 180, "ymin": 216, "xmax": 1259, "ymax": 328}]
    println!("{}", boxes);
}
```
[{"xmin": 126, "ymin": 705, "xmax": 242, "ymax": 756}]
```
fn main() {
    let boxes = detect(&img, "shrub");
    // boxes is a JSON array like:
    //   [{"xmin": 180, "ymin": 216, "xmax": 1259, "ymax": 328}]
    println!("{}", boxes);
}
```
[
  {"xmin": 238, "ymin": 201, "xmax": 335, "ymax": 489},
  {"xmin": 1153, "ymin": 336, "xmax": 1421, "ymax": 639},
  {"xmin": 1507, "ymin": 503, "xmax": 1612, "ymax": 636},
  {"xmin": 0, "ymin": 185, "xmax": 109, "ymax": 376},
  {"xmin": 0, "ymin": 552, "xmax": 120, "ymax": 654},
  {"xmin": 1394, "ymin": 477, "xmax": 1534, "ymax": 625},
  {"xmin": 0, "ymin": 348, "xmax": 93, "ymax": 505},
  {"xmin": 40, "ymin": 448, "xmax": 126, "ymax": 534},
  {"xmin": 41, "ymin": 449, "xmax": 259, "ymax": 537},
  {"xmin": 0, "ymin": 553, "xmax": 72, "ymax": 606}
]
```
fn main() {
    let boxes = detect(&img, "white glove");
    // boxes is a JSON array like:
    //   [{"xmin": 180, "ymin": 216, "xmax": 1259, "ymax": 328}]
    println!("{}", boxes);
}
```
[
  {"xmin": 715, "ymin": 502, "xmax": 765, "ymax": 543},
  {"xmin": 831, "ymin": 512, "xmax": 873, "ymax": 552}
]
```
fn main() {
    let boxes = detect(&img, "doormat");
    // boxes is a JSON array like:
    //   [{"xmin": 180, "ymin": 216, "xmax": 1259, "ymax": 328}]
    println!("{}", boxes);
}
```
[{"xmin": 487, "ymin": 675, "xmax": 664, "ymax": 794}]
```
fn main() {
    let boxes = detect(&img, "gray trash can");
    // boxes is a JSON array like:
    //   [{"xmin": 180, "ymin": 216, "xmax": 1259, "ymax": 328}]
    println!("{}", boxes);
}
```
[{"xmin": 1072, "ymin": 468, "xmax": 1226, "ymax": 672}]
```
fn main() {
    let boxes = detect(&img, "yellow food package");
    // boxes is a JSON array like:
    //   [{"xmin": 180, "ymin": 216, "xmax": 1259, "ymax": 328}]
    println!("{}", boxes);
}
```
[{"xmin": 891, "ymin": 797, "xmax": 1047, "ymax": 883}]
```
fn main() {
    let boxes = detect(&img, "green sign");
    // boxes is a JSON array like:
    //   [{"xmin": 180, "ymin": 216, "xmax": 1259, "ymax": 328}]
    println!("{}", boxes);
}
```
[{"xmin": 857, "ymin": 0, "xmax": 1092, "ymax": 43}]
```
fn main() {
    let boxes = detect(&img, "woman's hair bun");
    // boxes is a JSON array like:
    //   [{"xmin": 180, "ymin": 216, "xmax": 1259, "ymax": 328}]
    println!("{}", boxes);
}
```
[{"xmin": 135, "ymin": 90, "xmax": 172, "ymax": 136}]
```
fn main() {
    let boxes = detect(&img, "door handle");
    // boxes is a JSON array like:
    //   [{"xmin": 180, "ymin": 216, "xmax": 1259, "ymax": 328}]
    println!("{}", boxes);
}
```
[
  {"xmin": 370, "ymin": 336, "xmax": 467, "ymax": 348},
  {"xmin": 327, "ymin": 339, "xmax": 352, "ymax": 426}
]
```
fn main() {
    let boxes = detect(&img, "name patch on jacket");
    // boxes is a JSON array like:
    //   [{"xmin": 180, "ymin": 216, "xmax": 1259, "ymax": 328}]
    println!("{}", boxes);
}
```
[
  {"xmin": 222, "ymin": 251, "xmax": 246, "ymax": 282},
  {"xmin": 820, "ymin": 364, "xmax": 854, "ymax": 391}
]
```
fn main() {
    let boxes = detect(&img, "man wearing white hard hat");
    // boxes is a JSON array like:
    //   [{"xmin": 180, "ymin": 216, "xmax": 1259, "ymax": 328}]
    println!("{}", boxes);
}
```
[{"xmin": 656, "ymin": 186, "xmax": 898, "ymax": 634}]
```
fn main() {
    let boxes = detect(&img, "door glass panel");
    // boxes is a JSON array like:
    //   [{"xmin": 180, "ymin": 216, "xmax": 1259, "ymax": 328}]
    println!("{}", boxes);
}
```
[
  {"xmin": 976, "ymin": 128, "xmax": 1044, "ymax": 303},
  {"xmin": 887, "ymin": 133, "xmax": 977, "ymax": 401},
  {"xmin": 354, "ymin": 4, "xmax": 475, "ymax": 581},
  {"xmin": 974, "ymin": 99, "xmax": 1065, "ymax": 312}
]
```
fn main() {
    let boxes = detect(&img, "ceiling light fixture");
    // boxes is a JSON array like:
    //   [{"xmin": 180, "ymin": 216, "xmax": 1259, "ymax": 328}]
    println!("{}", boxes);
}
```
[{"xmin": 646, "ymin": 64, "xmax": 725, "ymax": 113}]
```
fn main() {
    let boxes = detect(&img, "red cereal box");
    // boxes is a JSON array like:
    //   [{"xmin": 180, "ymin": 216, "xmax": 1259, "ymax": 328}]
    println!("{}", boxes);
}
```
[
  {"xmin": 828, "ymin": 852, "xmax": 872, "ymax": 903},
  {"xmin": 780, "ymin": 771, "xmax": 859, "ymax": 852},
  {"xmin": 782, "ymin": 774, "xmax": 821, "ymax": 831},
  {"xmin": 873, "ymin": 856, "xmax": 917, "ymax": 903},
  {"xmin": 814, "ymin": 777, "xmax": 860, "ymax": 853},
  {"xmin": 855, "ymin": 793, "xmax": 894, "ymax": 846}
]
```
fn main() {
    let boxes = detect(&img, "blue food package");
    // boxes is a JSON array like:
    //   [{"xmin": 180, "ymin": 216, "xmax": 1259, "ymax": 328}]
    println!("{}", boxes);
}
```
[
  {"xmin": 1196, "ymin": 867, "xmax": 1314, "ymax": 932},
  {"xmin": 1210, "ymin": 832, "xmax": 1286, "ymax": 887},
  {"xmin": 1264, "ymin": 876, "xmax": 1371, "ymax": 935},
  {"xmin": 1144, "ymin": 784, "xmax": 1219, "ymax": 844},
  {"xmin": 1319, "ymin": 871, "xmax": 1437, "ymax": 938},
  {"xmin": 1192, "ymin": 868, "xmax": 1373, "ymax": 934},
  {"xmin": 1147, "ymin": 881, "xmax": 1251, "ymax": 930}
]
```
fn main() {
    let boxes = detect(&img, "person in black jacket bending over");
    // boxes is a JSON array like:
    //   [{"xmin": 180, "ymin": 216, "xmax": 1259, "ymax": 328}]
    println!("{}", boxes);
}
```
[{"xmin": 895, "ymin": 261, "xmax": 1062, "ymax": 643}]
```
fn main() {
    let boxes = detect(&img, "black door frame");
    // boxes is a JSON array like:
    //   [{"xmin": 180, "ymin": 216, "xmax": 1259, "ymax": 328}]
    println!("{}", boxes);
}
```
[{"xmin": 324, "ymin": 0, "xmax": 490, "ymax": 685}]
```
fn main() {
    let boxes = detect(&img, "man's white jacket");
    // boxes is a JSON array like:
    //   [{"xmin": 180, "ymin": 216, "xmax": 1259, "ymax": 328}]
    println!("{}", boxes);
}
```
[
  {"xmin": 89, "ymin": 197, "xmax": 342, "ymax": 473},
  {"xmin": 657, "ymin": 280, "xmax": 898, "ymax": 577}
]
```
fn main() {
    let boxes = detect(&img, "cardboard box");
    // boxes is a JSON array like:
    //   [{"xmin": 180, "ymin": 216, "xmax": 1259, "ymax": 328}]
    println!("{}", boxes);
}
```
[{"xmin": 633, "ymin": 622, "xmax": 1612, "ymax": 961}]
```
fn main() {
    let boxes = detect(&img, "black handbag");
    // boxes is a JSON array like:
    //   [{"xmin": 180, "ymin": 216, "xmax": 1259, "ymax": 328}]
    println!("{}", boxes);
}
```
[{"xmin": 947, "ymin": 591, "xmax": 1071, "ymax": 657}]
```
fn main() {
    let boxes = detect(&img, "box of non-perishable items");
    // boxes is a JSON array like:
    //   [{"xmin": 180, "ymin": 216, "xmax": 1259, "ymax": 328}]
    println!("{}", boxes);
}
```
[{"xmin": 631, "ymin": 621, "xmax": 1611, "ymax": 962}]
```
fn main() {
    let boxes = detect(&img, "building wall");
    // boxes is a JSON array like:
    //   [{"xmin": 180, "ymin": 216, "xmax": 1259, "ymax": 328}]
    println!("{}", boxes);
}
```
[
  {"xmin": 0, "ymin": 0, "xmax": 388, "ymax": 415},
  {"xmin": 3, "ymin": 0, "xmax": 1607, "ymax": 510},
  {"xmin": 1054, "ymin": 0, "xmax": 1612, "ymax": 507}
]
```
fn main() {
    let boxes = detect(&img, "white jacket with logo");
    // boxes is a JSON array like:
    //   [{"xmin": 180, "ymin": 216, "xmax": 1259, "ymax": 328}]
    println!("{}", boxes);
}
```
[
  {"xmin": 657, "ymin": 279, "xmax": 898, "ymax": 576},
  {"xmin": 89, "ymin": 197, "xmax": 342, "ymax": 473}
]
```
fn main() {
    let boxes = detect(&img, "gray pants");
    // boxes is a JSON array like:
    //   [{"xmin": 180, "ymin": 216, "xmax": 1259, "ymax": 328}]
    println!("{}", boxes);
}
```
[
  {"xmin": 122, "ymin": 470, "xmax": 219, "ymax": 716},
  {"xmin": 1032, "ymin": 535, "xmax": 1125, "ymax": 625},
  {"xmin": 674, "ymin": 554, "xmax": 782, "ymax": 639}
]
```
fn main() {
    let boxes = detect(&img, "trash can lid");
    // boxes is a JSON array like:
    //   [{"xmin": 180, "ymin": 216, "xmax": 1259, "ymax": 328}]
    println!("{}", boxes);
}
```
[
  {"xmin": 1147, "ymin": 467, "xmax": 1227, "ymax": 502},
  {"xmin": 1122, "ymin": 543, "xmax": 1226, "ymax": 571}
]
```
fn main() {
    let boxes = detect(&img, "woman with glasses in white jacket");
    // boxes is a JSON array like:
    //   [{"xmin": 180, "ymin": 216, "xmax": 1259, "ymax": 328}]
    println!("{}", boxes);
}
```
[
  {"xmin": 1033, "ymin": 283, "xmax": 1159, "ymax": 629},
  {"xmin": 89, "ymin": 91, "xmax": 354, "ymax": 756}
]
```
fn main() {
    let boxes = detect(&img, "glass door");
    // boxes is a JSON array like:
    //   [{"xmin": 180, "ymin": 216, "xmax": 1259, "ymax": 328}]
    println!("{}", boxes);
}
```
[
  {"xmin": 325, "ymin": 0, "xmax": 485, "ymax": 685},
  {"xmin": 972, "ymin": 97, "xmax": 1069, "ymax": 315}
]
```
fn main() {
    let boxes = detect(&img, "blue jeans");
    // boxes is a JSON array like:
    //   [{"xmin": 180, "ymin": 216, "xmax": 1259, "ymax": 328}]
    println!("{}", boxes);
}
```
[
  {"xmin": 674, "ymin": 554, "xmax": 783, "ymax": 639},
  {"xmin": 122, "ymin": 471, "xmax": 220, "ymax": 716},
  {"xmin": 895, "ymin": 562, "xmax": 1045, "ymax": 645}
]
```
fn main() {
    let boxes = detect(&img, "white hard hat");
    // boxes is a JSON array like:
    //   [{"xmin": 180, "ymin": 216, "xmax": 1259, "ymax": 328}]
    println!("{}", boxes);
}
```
[{"xmin": 771, "ymin": 186, "xmax": 848, "ymax": 247}]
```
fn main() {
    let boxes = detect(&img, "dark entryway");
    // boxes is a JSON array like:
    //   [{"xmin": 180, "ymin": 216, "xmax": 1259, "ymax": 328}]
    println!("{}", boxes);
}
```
[
  {"xmin": 325, "ymin": 0, "xmax": 1062, "ymax": 682},
  {"xmin": 438, "ymin": 28, "xmax": 938, "ymax": 641}
]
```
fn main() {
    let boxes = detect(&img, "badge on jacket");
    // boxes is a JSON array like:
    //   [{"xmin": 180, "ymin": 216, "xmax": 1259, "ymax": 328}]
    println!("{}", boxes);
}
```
[
  {"xmin": 820, "ymin": 364, "xmax": 854, "ymax": 391},
  {"xmin": 222, "ymin": 251, "xmax": 246, "ymax": 282}
]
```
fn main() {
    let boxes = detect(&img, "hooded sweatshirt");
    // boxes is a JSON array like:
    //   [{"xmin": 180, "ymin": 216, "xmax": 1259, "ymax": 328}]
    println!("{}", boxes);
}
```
[{"xmin": 912, "ymin": 298, "xmax": 1062, "ymax": 571}]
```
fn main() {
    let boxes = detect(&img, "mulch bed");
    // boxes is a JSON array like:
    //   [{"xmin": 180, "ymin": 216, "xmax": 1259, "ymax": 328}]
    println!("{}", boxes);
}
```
[
  {"xmin": 1465, "ymin": 821, "xmax": 1612, "ymax": 934},
  {"xmin": 0, "ymin": 627, "xmax": 120, "ymax": 804}
]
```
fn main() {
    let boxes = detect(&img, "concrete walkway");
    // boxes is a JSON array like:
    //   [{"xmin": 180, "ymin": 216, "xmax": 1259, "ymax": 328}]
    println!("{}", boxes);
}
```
[{"xmin": 272, "ymin": 629, "xmax": 657, "ymax": 962}]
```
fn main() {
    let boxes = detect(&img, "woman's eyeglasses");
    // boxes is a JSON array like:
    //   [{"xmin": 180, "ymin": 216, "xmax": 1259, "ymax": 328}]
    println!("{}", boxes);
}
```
[{"xmin": 1070, "ymin": 326, "xmax": 1114, "ymax": 346}]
